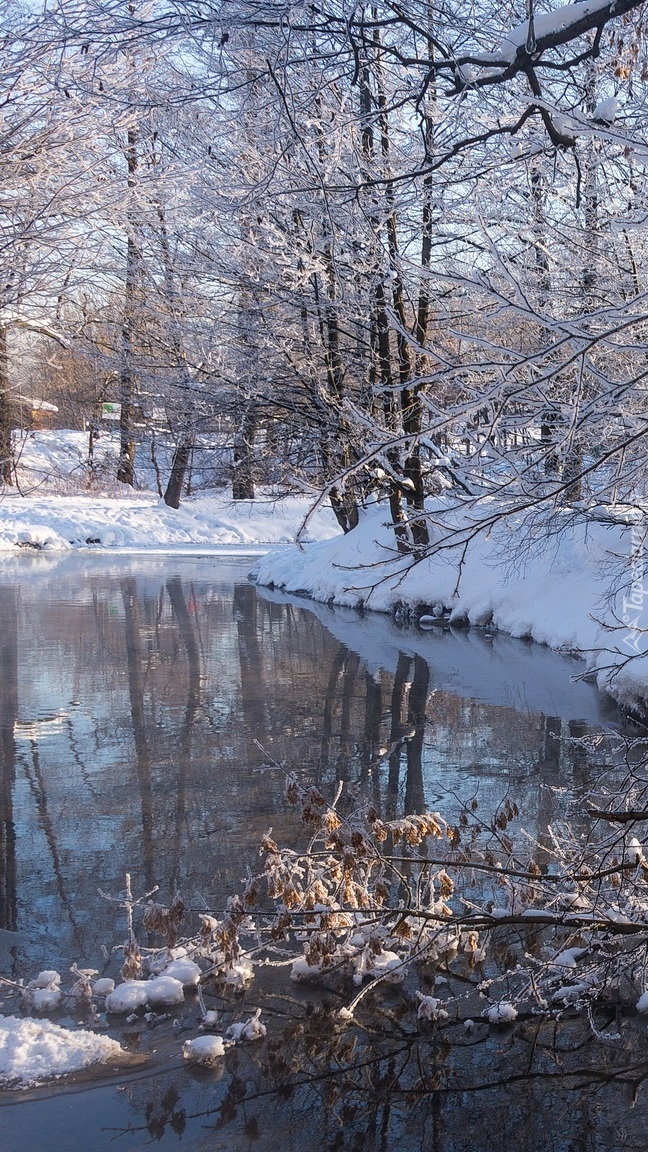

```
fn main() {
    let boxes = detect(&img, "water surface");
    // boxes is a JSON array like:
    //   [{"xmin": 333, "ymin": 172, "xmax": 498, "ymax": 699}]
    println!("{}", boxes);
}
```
[{"xmin": 0, "ymin": 552, "xmax": 633, "ymax": 1151}]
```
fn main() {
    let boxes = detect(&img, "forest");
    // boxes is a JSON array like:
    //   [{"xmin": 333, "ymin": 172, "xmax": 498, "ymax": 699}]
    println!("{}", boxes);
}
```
[{"xmin": 2, "ymin": 0, "xmax": 647, "ymax": 536}]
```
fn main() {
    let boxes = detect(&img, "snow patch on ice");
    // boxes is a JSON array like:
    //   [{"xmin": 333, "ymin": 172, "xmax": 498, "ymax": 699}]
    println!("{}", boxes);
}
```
[
  {"xmin": 0, "ymin": 1014, "xmax": 124, "ymax": 1087},
  {"xmin": 182, "ymin": 1034, "xmax": 226, "ymax": 1064},
  {"xmin": 224, "ymin": 1010, "xmax": 266, "ymax": 1042},
  {"xmin": 105, "ymin": 981, "xmax": 150, "ymax": 1014},
  {"xmin": 162, "ymin": 958, "xmax": 202, "ymax": 987},
  {"xmin": 636, "ymin": 991, "xmax": 648, "ymax": 1013},
  {"xmin": 144, "ymin": 976, "xmax": 185, "ymax": 1007}
]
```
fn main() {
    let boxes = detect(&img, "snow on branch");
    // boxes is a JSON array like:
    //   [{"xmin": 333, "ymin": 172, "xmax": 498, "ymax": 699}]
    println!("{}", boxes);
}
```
[
  {"xmin": 441, "ymin": 0, "xmax": 645, "ymax": 90},
  {"xmin": 0, "ymin": 313, "xmax": 69, "ymax": 348},
  {"xmin": 495, "ymin": 0, "xmax": 629, "ymax": 62}
]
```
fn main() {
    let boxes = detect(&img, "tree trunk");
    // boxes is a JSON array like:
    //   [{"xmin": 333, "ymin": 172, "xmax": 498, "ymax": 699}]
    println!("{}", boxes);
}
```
[
  {"xmin": 154, "ymin": 187, "xmax": 193, "ymax": 508},
  {"xmin": 232, "ymin": 400, "xmax": 256, "ymax": 500},
  {"xmin": 367, "ymin": 30, "xmax": 428, "ymax": 552},
  {"xmin": 529, "ymin": 164, "xmax": 561, "ymax": 475},
  {"xmin": 164, "ymin": 436, "xmax": 193, "ymax": 508},
  {"xmin": 563, "ymin": 52, "xmax": 599, "ymax": 503},
  {"xmin": 117, "ymin": 125, "xmax": 139, "ymax": 486},
  {"xmin": 329, "ymin": 487, "xmax": 359, "ymax": 533},
  {"xmin": 309, "ymin": 90, "xmax": 359, "ymax": 530}
]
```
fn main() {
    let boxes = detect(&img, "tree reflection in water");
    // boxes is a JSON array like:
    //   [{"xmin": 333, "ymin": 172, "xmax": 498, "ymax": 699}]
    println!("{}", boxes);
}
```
[
  {"xmin": 0, "ymin": 556, "xmax": 636, "ymax": 1151},
  {"xmin": 108, "ymin": 998, "xmax": 648, "ymax": 1152},
  {"xmin": 0, "ymin": 586, "xmax": 17, "ymax": 939}
]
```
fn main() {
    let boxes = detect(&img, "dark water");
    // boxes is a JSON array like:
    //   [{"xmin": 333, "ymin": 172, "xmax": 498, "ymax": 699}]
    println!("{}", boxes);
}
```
[{"xmin": 0, "ymin": 553, "xmax": 639, "ymax": 1151}]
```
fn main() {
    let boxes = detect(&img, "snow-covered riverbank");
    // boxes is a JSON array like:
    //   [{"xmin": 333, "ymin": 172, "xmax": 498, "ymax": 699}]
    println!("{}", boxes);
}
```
[
  {"xmin": 252, "ymin": 499, "xmax": 648, "ymax": 712},
  {"xmin": 0, "ymin": 489, "xmax": 339, "ymax": 553},
  {"xmin": 3, "ymin": 428, "xmax": 647, "ymax": 710}
]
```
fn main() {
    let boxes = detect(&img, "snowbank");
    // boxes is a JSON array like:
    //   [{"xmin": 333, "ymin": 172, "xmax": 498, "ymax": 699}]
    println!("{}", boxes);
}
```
[
  {"xmin": 0, "ymin": 1014, "xmax": 124, "ymax": 1087},
  {"xmin": 0, "ymin": 491, "xmax": 339, "ymax": 553},
  {"xmin": 252, "ymin": 499, "xmax": 648, "ymax": 711}
]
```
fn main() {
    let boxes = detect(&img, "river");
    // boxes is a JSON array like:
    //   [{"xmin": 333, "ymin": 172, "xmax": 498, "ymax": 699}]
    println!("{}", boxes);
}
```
[{"xmin": 0, "ymin": 553, "xmax": 637, "ymax": 1151}]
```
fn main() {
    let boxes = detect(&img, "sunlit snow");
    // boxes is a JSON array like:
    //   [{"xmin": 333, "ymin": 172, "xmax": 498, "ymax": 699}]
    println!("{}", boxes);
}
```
[{"xmin": 0, "ymin": 1014, "xmax": 124, "ymax": 1087}]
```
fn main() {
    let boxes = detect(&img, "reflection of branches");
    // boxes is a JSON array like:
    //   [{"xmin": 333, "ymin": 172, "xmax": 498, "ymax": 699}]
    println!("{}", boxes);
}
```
[
  {"xmin": 0, "ymin": 585, "xmax": 17, "ymax": 933},
  {"xmin": 121, "ymin": 579, "xmax": 155, "ymax": 890},
  {"xmin": 64, "ymin": 716, "xmax": 100, "ymax": 801},
  {"xmin": 166, "ymin": 576, "xmax": 201, "ymax": 894},
  {"xmin": 321, "ymin": 645, "xmax": 347, "ymax": 778},
  {"xmin": 106, "ymin": 1008, "xmax": 648, "ymax": 1152},
  {"xmin": 21, "ymin": 741, "xmax": 80, "ymax": 940},
  {"xmin": 233, "ymin": 582, "xmax": 266, "ymax": 736}
]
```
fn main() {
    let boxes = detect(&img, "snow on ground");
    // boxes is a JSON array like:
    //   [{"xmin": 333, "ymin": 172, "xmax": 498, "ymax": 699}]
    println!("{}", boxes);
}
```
[
  {"xmin": 12, "ymin": 427, "xmax": 227, "ymax": 495},
  {"xmin": 0, "ymin": 490, "xmax": 339, "ymax": 552},
  {"xmin": 1, "ymin": 428, "xmax": 339, "ymax": 552},
  {"xmin": 252, "ymin": 498, "xmax": 648, "ymax": 711},
  {"xmin": 0, "ymin": 1014, "xmax": 124, "ymax": 1088}
]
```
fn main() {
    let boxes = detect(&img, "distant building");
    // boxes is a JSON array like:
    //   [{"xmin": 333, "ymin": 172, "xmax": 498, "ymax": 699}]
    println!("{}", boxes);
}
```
[{"xmin": 12, "ymin": 395, "xmax": 59, "ymax": 430}]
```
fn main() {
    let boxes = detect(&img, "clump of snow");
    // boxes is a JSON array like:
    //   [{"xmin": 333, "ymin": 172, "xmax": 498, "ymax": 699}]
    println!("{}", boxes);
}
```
[
  {"xmin": 105, "ymin": 980, "xmax": 150, "ymax": 1014},
  {"xmin": 637, "ymin": 991, "xmax": 648, "ymax": 1013},
  {"xmin": 91, "ymin": 978, "xmax": 115, "ymax": 997},
  {"xmin": 552, "ymin": 981, "xmax": 594, "ymax": 1004},
  {"xmin": 104, "ymin": 973, "xmax": 194, "ymax": 1012},
  {"xmin": 144, "ymin": 976, "xmax": 185, "ymax": 1007},
  {"xmin": 182, "ymin": 1034, "xmax": 226, "ymax": 1064},
  {"xmin": 559, "ymin": 891, "xmax": 590, "ymax": 910},
  {"xmin": 28, "ymin": 970, "xmax": 61, "ymax": 989},
  {"xmin": 592, "ymin": 95, "xmax": 619, "ymax": 123},
  {"xmin": 26, "ymin": 988, "xmax": 63, "ymax": 1013},
  {"xmin": 22, "ymin": 971, "xmax": 63, "ymax": 1012},
  {"xmin": 201, "ymin": 1010, "xmax": 220, "ymax": 1028},
  {"xmin": 416, "ymin": 992, "xmax": 449, "ymax": 1023},
  {"xmin": 352, "ymin": 947, "xmax": 404, "ymax": 986},
  {"xmin": 552, "ymin": 947, "xmax": 586, "ymax": 968},
  {"xmin": 223, "ymin": 959, "xmax": 254, "ymax": 988},
  {"xmin": 370, "ymin": 949, "xmax": 404, "ymax": 982},
  {"xmin": 162, "ymin": 958, "xmax": 201, "ymax": 987},
  {"xmin": 291, "ymin": 955, "xmax": 325, "ymax": 982},
  {"xmin": 486, "ymin": 1002, "xmax": 518, "ymax": 1024},
  {"xmin": 0, "ymin": 1014, "xmax": 124, "ymax": 1087},
  {"xmin": 624, "ymin": 837, "xmax": 644, "ymax": 865},
  {"xmin": 224, "ymin": 1010, "xmax": 266, "ymax": 1042}
]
